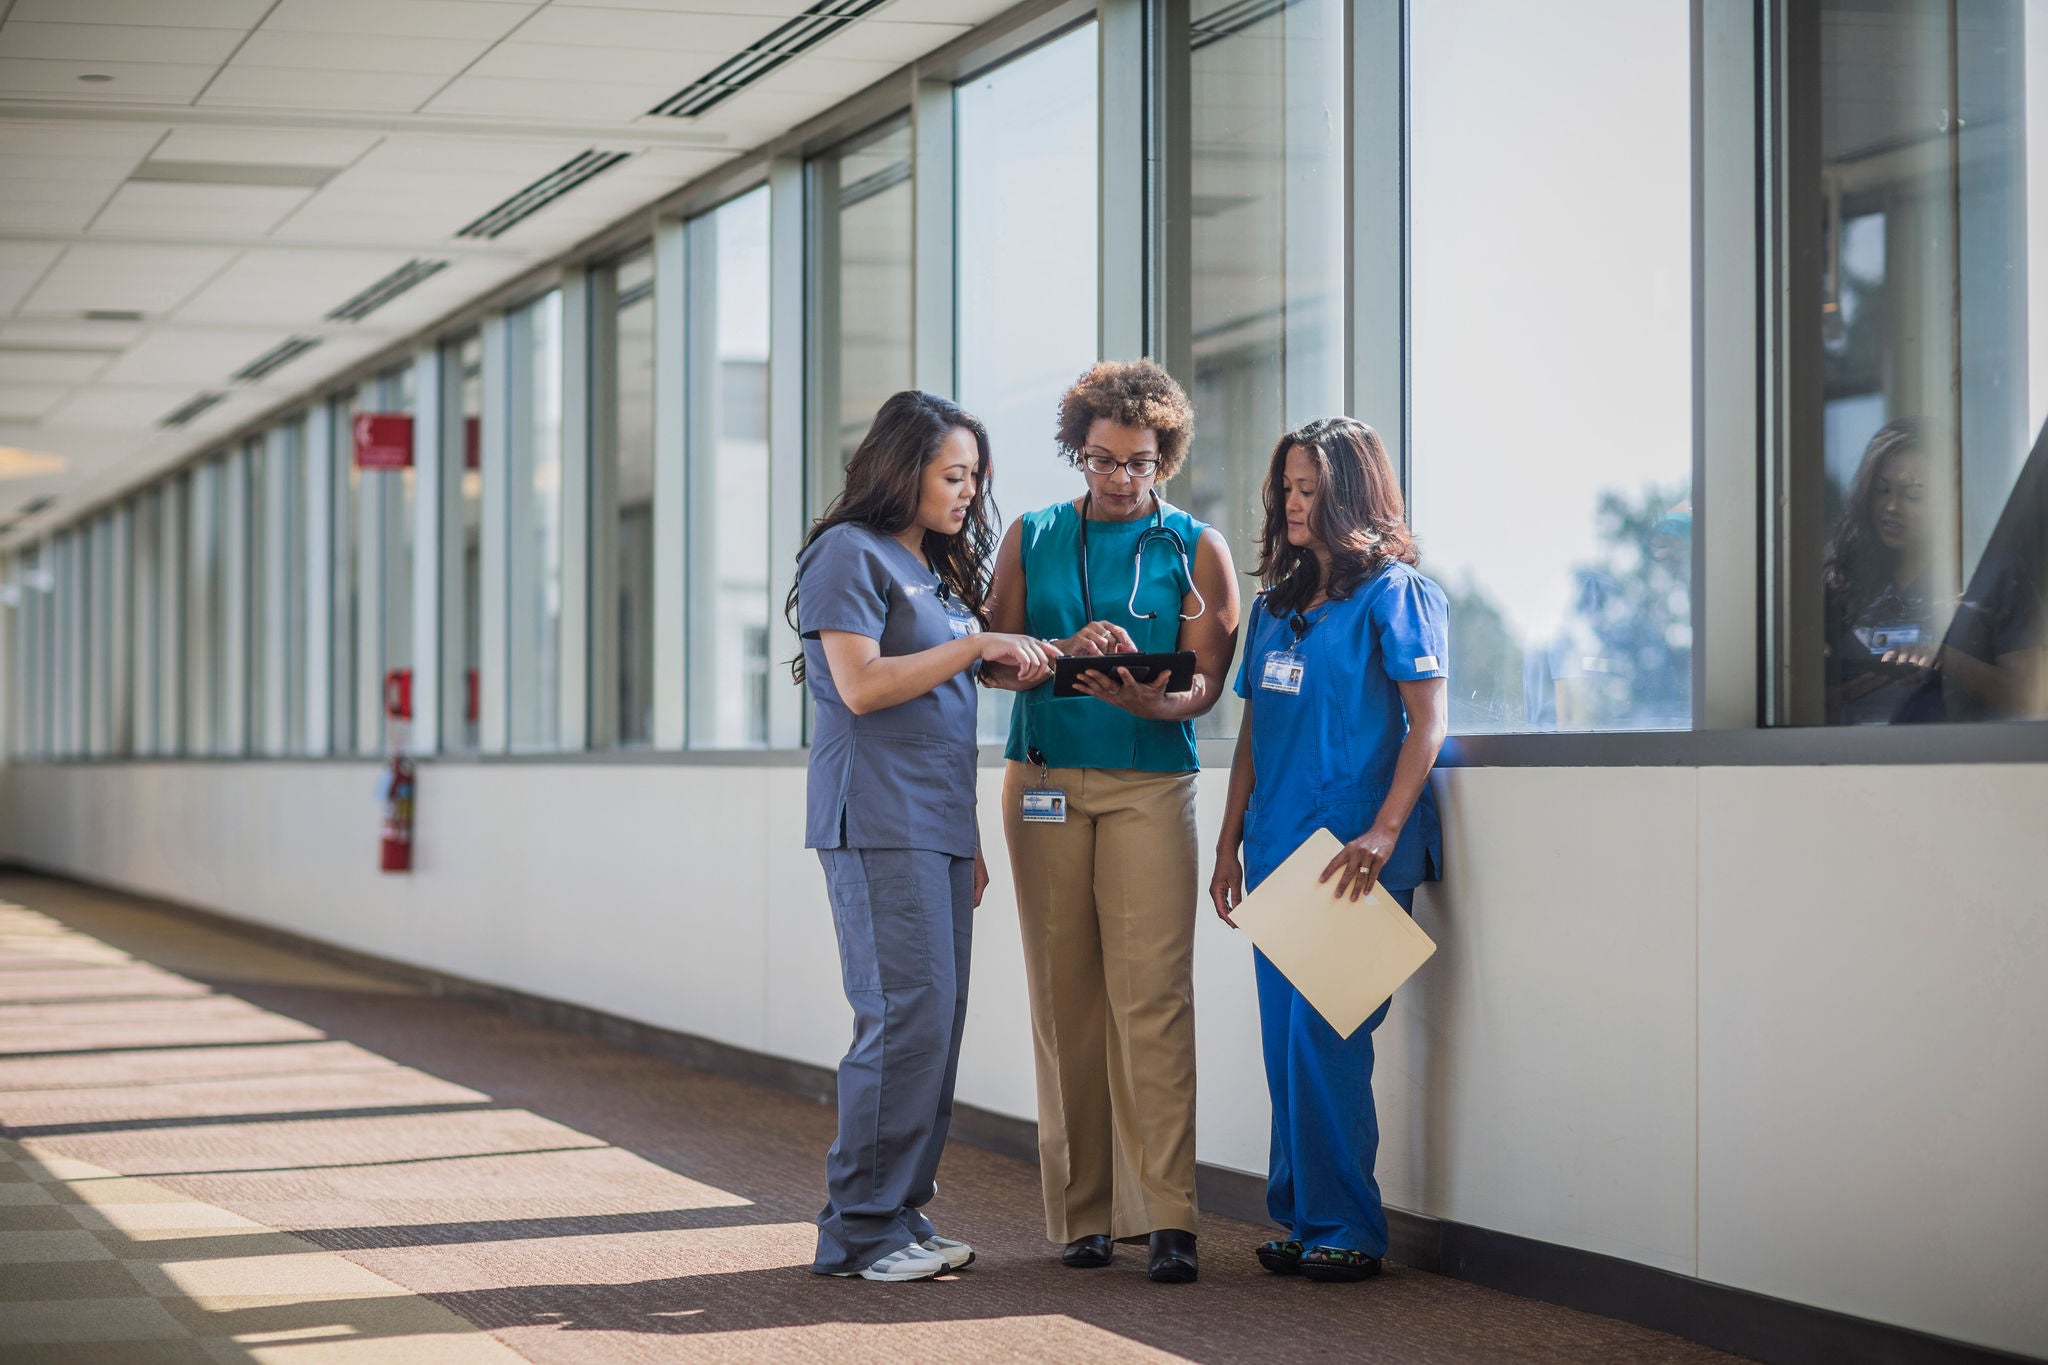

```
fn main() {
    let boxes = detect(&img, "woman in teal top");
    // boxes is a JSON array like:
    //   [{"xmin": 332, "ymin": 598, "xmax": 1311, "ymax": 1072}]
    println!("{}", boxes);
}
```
[
  {"xmin": 987, "ymin": 359, "xmax": 1239, "ymax": 1283},
  {"xmin": 1211, "ymin": 417, "xmax": 1449, "ymax": 1285}
]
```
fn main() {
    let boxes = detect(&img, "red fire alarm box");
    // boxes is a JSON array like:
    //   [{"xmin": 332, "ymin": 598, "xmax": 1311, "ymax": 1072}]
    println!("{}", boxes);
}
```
[
  {"xmin": 383, "ymin": 668, "xmax": 413, "ymax": 721},
  {"xmin": 354, "ymin": 413, "xmax": 414, "ymax": 469}
]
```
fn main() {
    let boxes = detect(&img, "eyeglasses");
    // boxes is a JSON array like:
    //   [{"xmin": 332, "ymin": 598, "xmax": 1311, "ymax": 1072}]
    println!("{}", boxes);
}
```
[{"xmin": 1078, "ymin": 449, "xmax": 1161, "ymax": 479}]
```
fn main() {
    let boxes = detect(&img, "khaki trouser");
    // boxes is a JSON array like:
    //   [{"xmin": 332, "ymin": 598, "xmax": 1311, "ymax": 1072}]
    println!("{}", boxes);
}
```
[{"xmin": 1002, "ymin": 761, "xmax": 1200, "ymax": 1243}]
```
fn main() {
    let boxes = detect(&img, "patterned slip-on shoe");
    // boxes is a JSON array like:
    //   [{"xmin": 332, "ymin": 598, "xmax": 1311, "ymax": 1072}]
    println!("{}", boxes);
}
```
[
  {"xmin": 921, "ymin": 1235, "xmax": 975, "ymax": 1270},
  {"xmin": 1299, "ymin": 1245, "xmax": 1384, "ymax": 1283},
  {"xmin": 1256, "ymin": 1238, "xmax": 1306, "ymax": 1275},
  {"xmin": 826, "ymin": 1244, "xmax": 949, "ymax": 1281}
]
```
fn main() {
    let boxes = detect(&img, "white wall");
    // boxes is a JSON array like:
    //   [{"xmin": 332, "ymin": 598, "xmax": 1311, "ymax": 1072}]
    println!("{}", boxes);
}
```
[{"xmin": 2, "ymin": 759, "xmax": 2043, "ymax": 1357}]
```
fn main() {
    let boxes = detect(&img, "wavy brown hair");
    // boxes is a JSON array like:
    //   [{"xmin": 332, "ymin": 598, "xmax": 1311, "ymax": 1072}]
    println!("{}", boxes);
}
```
[
  {"xmin": 1055, "ymin": 358, "xmax": 1195, "ymax": 480},
  {"xmin": 1823, "ymin": 417, "xmax": 1927, "ymax": 626},
  {"xmin": 785, "ymin": 391, "xmax": 997, "ymax": 684},
  {"xmin": 1253, "ymin": 417, "xmax": 1417, "ymax": 617}
]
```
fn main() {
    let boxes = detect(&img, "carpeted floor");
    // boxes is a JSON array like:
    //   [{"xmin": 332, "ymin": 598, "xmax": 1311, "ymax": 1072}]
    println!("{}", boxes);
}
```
[{"xmin": 0, "ymin": 872, "xmax": 1744, "ymax": 1364}]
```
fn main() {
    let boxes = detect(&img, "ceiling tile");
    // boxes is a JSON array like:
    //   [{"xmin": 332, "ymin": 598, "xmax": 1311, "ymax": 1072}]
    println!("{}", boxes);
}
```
[
  {"xmin": 340, "ymin": 137, "xmax": 580, "ymax": 177},
  {"xmin": 425, "ymin": 74, "xmax": 676, "ymax": 123},
  {"xmin": 467, "ymin": 42, "xmax": 717, "ymax": 85},
  {"xmin": 872, "ymin": 0, "xmax": 1016, "ymax": 23},
  {"xmin": 0, "ymin": 319, "xmax": 149, "ymax": 349},
  {"xmin": 547, "ymin": 0, "xmax": 811, "ymax": 12},
  {"xmin": 8, "ymin": 0, "xmax": 270, "ymax": 26},
  {"xmin": 503, "ymin": 7, "xmax": 780, "ymax": 53},
  {"xmin": 0, "ymin": 384, "xmax": 70, "ymax": 420},
  {"xmin": 0, "ymin": 21, "xmax": 244, "ymax": 64},
  {"xmin": 174, "ymin": 248, "xmax": 419, "ymax": 325},
  {"xmin": 0, "ymin": 123, "xmax": 166, "ymax": 159},
  {"xmin": 151, "ymin": 127, "xmax": 382, "ymax": 168},
  {"xmin": 817, "ymin": 19, "xmax": 973, "ymax": 65},
  {"xmin": 99, "ymin": 327, "xmax": 289, "ymax": 386},
  {"xmin": 0, "ymin": 153, "xmax": 151, "ymax": 184},
  {"xmin": 89, "ymin": 182, "xmax": 315, "ymax": 237},
  {"xmin": 0, "ymin": 57, "xmax": 220, "ymax": 102},
  {"xmin": 199, "ymin": 66, "xmax": 448, "ymax": 113},
  {"xmin": 46, "ymin": 385, "xmax": 216, "ymax": 430},
  {"xmin": 0, "ymin": 202, "xmax": 101, "ymax": 234},
  {"xmin": 0, "ymin": 177, "xmax": 120, "ymax": 206},
  {"xmin": 260, "ymin": 0, "xmax": 538, "ymax": 42},
  {"xmin": 0, "ymin": 351, "xmax": 115, "ymax": 385},
  {"xmin": 22, "ymin": 244, "xmax": 238, "ymax": 316},
  {"xmin": 230, "ymin": 30, "xmax": 496, "ymax": 76}
]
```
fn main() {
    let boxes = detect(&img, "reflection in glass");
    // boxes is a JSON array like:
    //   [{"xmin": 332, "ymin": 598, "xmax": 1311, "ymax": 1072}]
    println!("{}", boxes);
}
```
[
  {"xmin": 449, "ymin": 333, "xmax": 483, "ymax": 752},
  {"xmin": 692, "ymin": 188, "xmax": 772, "ymax": 748},
  {"xmin": 280, "ymin": 418, "xmax": 308, "ymax": 755},
  {"xmin": 609, "ymin": 251, "xmax": 656, "ymax": 747},
  {"xmin": 956, "ymin": 23, "xmax": 1098, "ymax": 741},
  {"xmin": 1410, "ymin": 0, "xmax": 1693, "ymax": 732},
  {"xmin": 1807, "ymin": 0, "xmax": 2048, "ymax": 724},
  {"xmin": 828, "ymin": 121, "xmax": 913, "ymax": 473},
  {"xmin": 509, "ymin": 291, "xmax": 564, "ymax": 751},
  {"xmin": 1186, "ymin": 0, "xmax": 1346, "ymax": 738},
  {"xmin": 330, "ymin": 397, "xmax": 357, "ymax": 754},
  {"xmin": 184, "ymin": 463, "xmax": 220, "ymax": 755},
  {"xmin": 247, "ymin": 437, "xmax": 270, "ymax": 753}
]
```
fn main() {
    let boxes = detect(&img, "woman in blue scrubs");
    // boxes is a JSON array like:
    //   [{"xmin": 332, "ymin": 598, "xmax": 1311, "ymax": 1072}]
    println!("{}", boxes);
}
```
[
  {"xmin": 790, "ymin": 391, "xmax": 1057, "ymax": 1282},
  {"xmin": 1208, "ymin": 416, "xmax": 1449, "ymax": 1284}
]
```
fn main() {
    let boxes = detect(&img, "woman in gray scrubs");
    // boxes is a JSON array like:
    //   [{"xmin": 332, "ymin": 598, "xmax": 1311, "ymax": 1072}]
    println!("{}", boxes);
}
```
[{"xmin": 790, "ymin": 391, "xmax": 1058, "ymax": 1282}]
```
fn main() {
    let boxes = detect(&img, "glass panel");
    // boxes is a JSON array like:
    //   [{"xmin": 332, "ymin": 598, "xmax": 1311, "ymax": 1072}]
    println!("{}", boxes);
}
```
[
  {"xmin": 824, "ymin": 120, "xmax": 914, "ymax": 481},
  {"xmin": 1796, "ymin": 0, "xmax": 2048, "ymax": 725},
  {"xmin": 509, "ymin": 291, "xmax": 564, "ymax": 751},
  {"xmin": 281, "ymin": 418, "xmax": 309, "ymax": 755},
  {"xmin": 1185, "ymin": 0, "xmax": 1348, "ymax": 738},
  {"xmin": 185, "ymin": 462, "xmax": 221, "ymax": 755},
  {"xmin": 1410, "ymin": 0, "xmax": 1693, "ymax": 732},
  {"xmin": 956, "ymin": 23, "xmax": 1099, "ymax": 741},
  {"xmin": 248, "ymin": 437, "xmax": 270, "ymax": 753},
  {"xmin": 449, "ymin": 333, "xmax": 484, "ymax": 752},
  {"xmin": 131, "ymin": 490, "xmax": 158, "ymax": 756},
  {"xmin": 690, "ymin": 188, "xmax": 772, "ymax": 749},
  {"xmin": 380, "ymin": 367, "xmax": 416, "ymax": 752},
  {"xmin": 330, "ymin": 397, "xmax": 357, "ymax": 754},
  {"xmin": 609, "ymin": 250, "xmax": 657, "ymax": 747}
]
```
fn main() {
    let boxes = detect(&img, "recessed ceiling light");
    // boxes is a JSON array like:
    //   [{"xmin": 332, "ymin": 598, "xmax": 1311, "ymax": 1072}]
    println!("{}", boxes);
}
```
[
  {"xmin": 78, "ymin": 74, "xmax": 114, "ymax": 83},
  {"xmin": 0, "ymin": 449, "xmax": 67, "ymax": 481}
]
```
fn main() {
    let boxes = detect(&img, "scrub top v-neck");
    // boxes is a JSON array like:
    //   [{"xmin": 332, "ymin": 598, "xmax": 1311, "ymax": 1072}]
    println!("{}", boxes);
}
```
[
  {"xmin": 1233, "ymin": 561, "xmax": 1449, "ymax": 892},
  {"xmin": 798, "ymin": 522, "xmax": 983, "ymax": 860}
]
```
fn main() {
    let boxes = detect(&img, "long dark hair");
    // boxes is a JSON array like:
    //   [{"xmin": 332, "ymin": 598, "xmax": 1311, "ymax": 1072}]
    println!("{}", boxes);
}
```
[
  {"xmin": 785, "ymin": 390, "xmax": 998, "ymax": 683},
  {"xmin": 1823, "ymin": 417, "xmax": 1925, "ymax": 625},
  {"xmin": 1252, "ymin": 417, "xmax": 1418, "ymax": 617}
]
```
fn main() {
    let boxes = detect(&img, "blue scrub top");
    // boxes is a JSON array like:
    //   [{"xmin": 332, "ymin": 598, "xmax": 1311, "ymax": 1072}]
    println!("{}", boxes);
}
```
[
  {"xmin": 1234, "ymin": 561, "xmax": 1450, "ymax": 892},
  {"xmin": 798, "ymin": 522, "xmax": 982, "ymax": 860}
]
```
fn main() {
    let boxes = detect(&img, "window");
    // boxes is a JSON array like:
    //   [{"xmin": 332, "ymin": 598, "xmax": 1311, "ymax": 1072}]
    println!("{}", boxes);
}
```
[
  {"xmin": 508, "ymin": 291, "xmax": 565, "ymax": 751},
  {"xmin": 1185, "ymin": 0, "xmax": 1348, "ymax": 738},
  {"xmin": 252, "ymin": 421, "xmax": 304, "ymax": 757},
  {"xmin": 1783, "ymin": 0, "xmax": 2048, "ymax": 727},
  {"xmin": 130, "ymin": 490, "xmax": 159, "ymax": 756},
  {"xmin": 445, "ymin": 333, "xmax": 484, "ymax": 753},
  {"xmin": 356, "ymin": 367, "xmax": 415, "ymax": 756},
  {"xmin": 329, "ymin": 395, "xmax": 358, "ymax": 754},
  {"xmin": 280, "ymin": 418, "xmax": 310, "ymax": 755},
  {"xmin": 1409, "ymin": 0, "xmax": 1693, "ymax": 733},
  {"xmin": 184, "ymin": 461, "xmax": 222, "ymax": 755},
  {"xmin": 956, "ymin": 23, "xmax": 1099, "ymax": 741},
  {"xmin": 689, "ymin": 188, "xmax": 773, "ymax": 748},
  {"xmin": 816, "ymin": 120, "xmax": 913, "ymax": 494},
  {"xmin": 603, "ymin": 250, "xmax": 657, "ymax": 748}
]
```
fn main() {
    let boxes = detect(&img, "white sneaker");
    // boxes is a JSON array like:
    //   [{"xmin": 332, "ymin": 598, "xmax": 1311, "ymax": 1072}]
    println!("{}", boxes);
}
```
[
  {"xmin": 921, "ymin": 1235, "xmax": 975, "ymax": 1270},
  {"xmin": 829, "ymin": 1244, "xmax": 949, "ymax": 1282}
]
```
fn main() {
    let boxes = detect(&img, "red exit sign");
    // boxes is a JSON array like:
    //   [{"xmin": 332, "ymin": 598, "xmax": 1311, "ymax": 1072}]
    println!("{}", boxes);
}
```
[{"xmin": 353, "ymin": 412, "xmax": 413, "ymax": 469}]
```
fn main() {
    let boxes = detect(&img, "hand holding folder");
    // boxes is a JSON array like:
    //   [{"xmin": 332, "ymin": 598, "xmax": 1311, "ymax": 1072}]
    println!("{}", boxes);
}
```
[{"xmin": 1229, "ymin": 828, "xmax": 1437, "ymax": 1039}]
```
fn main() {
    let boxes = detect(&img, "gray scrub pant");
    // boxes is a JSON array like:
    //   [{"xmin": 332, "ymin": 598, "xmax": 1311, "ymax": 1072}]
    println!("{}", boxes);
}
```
[{"xmin": 812, "ymin": 846, "xmax": 973, "ymax": 1274}]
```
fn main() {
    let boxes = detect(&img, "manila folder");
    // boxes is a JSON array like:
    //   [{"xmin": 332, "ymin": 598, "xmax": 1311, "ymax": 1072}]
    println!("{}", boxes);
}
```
[{"xmin": 1231, "ymin": 828, "xmax": 1437, "ymax": 1040}]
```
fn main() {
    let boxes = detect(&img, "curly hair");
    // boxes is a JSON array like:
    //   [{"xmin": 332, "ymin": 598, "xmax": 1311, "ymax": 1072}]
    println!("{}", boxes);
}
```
[{"xmin": 1055, "ymin": 358, "xmax": 1195, "ymax": 481}]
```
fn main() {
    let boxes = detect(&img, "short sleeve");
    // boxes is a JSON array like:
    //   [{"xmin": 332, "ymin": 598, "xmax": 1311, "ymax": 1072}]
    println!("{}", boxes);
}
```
[
  {"xmin": 1372, "ymin": 568, "xmax": 1450, "ymax": 680},
  {"xmin": 1233, "ymin": 594, "xmax": 1267, "ymax": 698},
  {"xmin": 798, "ymin": 527, "xmax": 890, "ymax": 641}
]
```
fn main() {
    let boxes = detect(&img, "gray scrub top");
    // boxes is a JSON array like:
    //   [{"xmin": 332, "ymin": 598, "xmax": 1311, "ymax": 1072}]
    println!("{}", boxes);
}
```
[{"xmin": 798, "ymin": 522, "xmax": 982, "ymax": 860}]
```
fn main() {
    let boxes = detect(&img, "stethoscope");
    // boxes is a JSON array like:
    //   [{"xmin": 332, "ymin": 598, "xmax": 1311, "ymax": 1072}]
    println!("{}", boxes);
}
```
[{"xmin": 1076, "ymin": 491, "xmax": 1207, "ymax": 622}]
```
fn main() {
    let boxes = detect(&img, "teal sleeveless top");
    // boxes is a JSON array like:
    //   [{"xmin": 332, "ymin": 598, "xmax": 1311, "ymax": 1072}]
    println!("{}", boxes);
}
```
[{"xmin": 1003, "ymin": 497, "xmax": 1209, "ymax": 773}]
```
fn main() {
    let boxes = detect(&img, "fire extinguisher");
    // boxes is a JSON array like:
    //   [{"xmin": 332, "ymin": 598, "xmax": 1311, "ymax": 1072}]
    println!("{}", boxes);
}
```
[{"xmin": 380, "ymin": 668, "xmax": 414, "ymax": 873}]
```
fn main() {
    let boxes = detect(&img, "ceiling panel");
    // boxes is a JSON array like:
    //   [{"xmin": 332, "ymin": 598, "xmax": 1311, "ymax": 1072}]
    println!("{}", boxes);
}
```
[
  {"xmin": 200, "ymin": 66, "xmax": 450, "ymax": 112},
  {"xmin": 175, "ymin": 248, "xmax": 418, "ymax": 325},
  {"xmin": 90, "ymin": 182, "xmax": 315, "ymax": 237},
  {"xmin": 151, "ymin": 126, "xmax": 383, "ymax": 167},
  {"xmin": 0, "ymin": 152, "xmax": 151, "ymax": 184},
  {"xmin": 0, "ymin": 202, "xmax": 103, "ymax": 234},
  {"xmin": 260, "ymin": 0, "xmax": 539, "ymax": 42},
  {"xmin": 502, "ymin": 7, "xmax": 780, "ymax": 52},
  {"xmin": 0, "ymin": 384, "xmax": 73, "ymax": 420},
  {"xmin": 425, "ymin": 74, "xmax": 678, "ymax": 122},
  {"xmin": 0, "ymin": 57, "xmax": 221, "ymax": 102},
  {"xmin": 230, "ymin": 29, "xmax": 497, "ymax": 76},
  {"xmin": 8, "ymin": 0, "xmax": 271, "ymax": 27},
  {"xmin": 99, "ymin": 328, "xmax": 291, "ymax": 386},
  {"xmin": 0, "ymin": 351, "xmax": 115, "ymax": 385},
  {"xmin": 818, "ymin": 19, "xmax": 974, "ymax": 64},
  {"xmin": 0, "ymin": 318, "xmax": 147, "ymax": 348},
  {"xmin": 22, "ymin": 244, "xmax": 239, "ymax": 316},
  {"xmin": 546, "ymin": 0, "xmax": 812, "ymax": 12},
  {"xmin": 875, "ymin": 0, "xmax": 1018, "ymax": 23},
  {"xmin": 0, "ymin": 124, "xmax": 166, "ymax": 159},
  {"xmin": 467, "ymin": 42, "xmax": 718, "ymax": 85},
  {"xmin": 0, "ymin": 22, "xmax": 245, "ymax": 64}
]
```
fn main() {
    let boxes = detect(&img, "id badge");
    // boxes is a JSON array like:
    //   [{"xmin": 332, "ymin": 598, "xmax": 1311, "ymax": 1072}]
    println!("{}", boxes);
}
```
[
  {"xmin": 1260, "ymin": 649, "xmax": 1306, "ymax": 695},
  {"xmin": 1021, "ymin": 788, "xmax": 1067, "ymax": 824},
  {"xmin": 1860, "ymin": 623, "xmax": 1920, "ymax": 652},
  {"xmin": 948, "ymin": 612, "xmax": 979, "ymax": 638}
]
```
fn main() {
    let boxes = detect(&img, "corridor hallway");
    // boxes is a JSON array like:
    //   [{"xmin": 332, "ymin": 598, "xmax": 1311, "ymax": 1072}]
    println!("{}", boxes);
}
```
[{"xmin": 0, "ymin": 872, "xmax": 1736, "ymax": 1365}]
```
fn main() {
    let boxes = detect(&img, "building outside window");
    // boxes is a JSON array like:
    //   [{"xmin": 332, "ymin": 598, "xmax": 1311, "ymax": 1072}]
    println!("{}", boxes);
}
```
[
  {"xmin": 329, "ymin": 395, "xmax": 358, "ymax": 754},
  {"xmin": 689, "ymin": 187, "xmax": 773, "ymax": 749},
  {"xmin": 447, "ymin": 333, "xmax": 484, "ymax": 753},
  {"xmin": 816, "ymin": 120, "xmax": 913, "ymax": 496},
  {"xmin": 183, "ymin": 461, "xmax": 222, "ymax": 755},
  {"xmin": 1784, "ymin": 0, "xmax": 2048, "ymax": 728},
  {"xmin": 1409, "ymin": 0, "xmax": 1693, "ymax": 733},
  {"xmin": 605, "ymin": 251, "xmax": 656, "ymax": 748},
  {"xmin": 955, "ymin": 22, "xmax": 1099, "ymax": 742},
  {"xmin": 508, "ymin": 290, "xmax": 565, "ymax": 752}
]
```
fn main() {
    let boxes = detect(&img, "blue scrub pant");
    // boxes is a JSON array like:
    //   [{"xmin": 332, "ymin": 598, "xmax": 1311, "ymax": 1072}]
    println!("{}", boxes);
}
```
[
  {"xmin": 812, "ymin": 847, "xmax": 973, "ymax": 1274},
  {"xmin": 1253, "ymin": 884, "xmax": 1414, "ymax": 1258}
]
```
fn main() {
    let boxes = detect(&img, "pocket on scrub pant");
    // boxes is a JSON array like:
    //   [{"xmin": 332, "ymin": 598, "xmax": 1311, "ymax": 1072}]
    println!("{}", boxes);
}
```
[{"xmin": 828, "ymin": 873, "xmax": 933, "ymax": 992}]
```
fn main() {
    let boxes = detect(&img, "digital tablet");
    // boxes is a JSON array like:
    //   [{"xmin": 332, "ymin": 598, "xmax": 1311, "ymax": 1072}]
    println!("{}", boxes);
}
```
[{"xmin": 1052, "ymin": 650, "xmax": 1198, "ymax": 699}]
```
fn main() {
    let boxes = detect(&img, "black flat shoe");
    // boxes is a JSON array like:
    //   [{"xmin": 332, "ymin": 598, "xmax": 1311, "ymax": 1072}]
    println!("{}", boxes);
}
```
[
  {"xmin": 1147, "ymin": 1228, "xmax": 1198, "ymax": 1283},
  {"xmin": 1299, "ymin": 1245, "xmax": 1382, "ymax": 1282},
  {"xmin": 1060, "ymin": 1234, "xmax": 1113, "ymax": 1268},
  {"xmin": 1256, "ymin": 1238, "xmax": 1304, "ymax": 1275}
]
